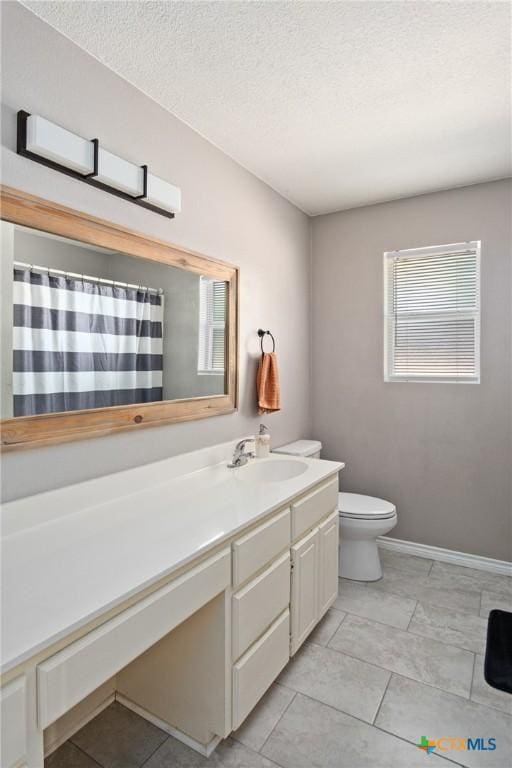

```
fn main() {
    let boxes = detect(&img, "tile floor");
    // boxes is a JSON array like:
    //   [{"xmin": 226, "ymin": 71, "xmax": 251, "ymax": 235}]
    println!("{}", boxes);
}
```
[{"xmin": 46, "ymin": 550, "xmax": 512, "ymax": 768}]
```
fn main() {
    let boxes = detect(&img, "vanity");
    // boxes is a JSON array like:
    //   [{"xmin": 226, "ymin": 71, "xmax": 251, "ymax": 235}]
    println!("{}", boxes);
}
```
[{"xmin": 0, "ymin": 441, "xmax": 343, "ymax": 767}]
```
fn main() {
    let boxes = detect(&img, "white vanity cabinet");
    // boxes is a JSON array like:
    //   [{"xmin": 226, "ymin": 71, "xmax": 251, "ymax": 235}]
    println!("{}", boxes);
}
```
[
  {"xmin": 0, "ymin": 452, "xmax": 342, "ymax": 767},
  {"xmin": 38, "ymin": 549, "xmax": 231, "ymax": 731},
  {"xmin": 231, "ymin": 475, "xmax": 340, "ymax": 719},
  {"xmin": 0, "ymin": 675, "xmax": 27, "ymax": 768},
  {"xmin": 230, "ymin": 511, "xmax": 291, "ymax": 730},
  {"xmin": 231, "ymin": 508, "xmax": 290, "ymax": 588},
  {"xmin": 232, "ymin": 609, "xmax": 290, "ymax": 730},
  {"xmin": 318, "ymin": 510, "xmax": 340, "ymax": 615},
  {"xmin": 291, "ymin": 528, "xmax": 320, "ymax": 654},
  {"xmin": 290, "ymin": 480, "xmax": 339, "ymax": 655},
  {"xmin": 231, "ymin": 552, "xmax": 291, "ymax": 660}
]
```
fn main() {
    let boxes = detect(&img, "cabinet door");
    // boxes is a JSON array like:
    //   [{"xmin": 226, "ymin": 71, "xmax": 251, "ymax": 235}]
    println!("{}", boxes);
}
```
[
  {"xmin": 318, "ymin": 510, "xmax": 339, "ymax": 617},
  {"xmin": 0, "ymin": 675, "xmax": 27, "ymax": 768},
  {"xmin": 290, "ymin": 528, "xmax": 319, "ymax": 655}
]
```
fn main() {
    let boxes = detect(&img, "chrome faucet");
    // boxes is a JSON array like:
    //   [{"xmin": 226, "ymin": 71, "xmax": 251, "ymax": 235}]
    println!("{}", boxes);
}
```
[{"xmin": 228, "ymin": 438, "xmax": 255, "ymax": 468}]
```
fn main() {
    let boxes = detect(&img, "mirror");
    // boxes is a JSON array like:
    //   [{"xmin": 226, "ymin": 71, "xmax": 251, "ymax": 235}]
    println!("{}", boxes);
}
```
[
  {"xmin": 2, "ymin": 224, "xmax": 228, "ymax": 416},
  {"xmin": 0, "ymin": 187, "xmax": 238, "ymax": 448}
]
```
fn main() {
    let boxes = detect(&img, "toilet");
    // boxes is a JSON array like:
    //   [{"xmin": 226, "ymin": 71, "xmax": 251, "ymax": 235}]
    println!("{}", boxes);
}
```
[
  {"xmin": 273, "ymin": 439, "xmax": 397, "ymax": 582},
  {"xmin": 273, "ymin": 439, "xmax": 323, "ymax": 460},
  {"xmin": 338, "ymin": 493, "xmax": 397, "ymax": 581}
]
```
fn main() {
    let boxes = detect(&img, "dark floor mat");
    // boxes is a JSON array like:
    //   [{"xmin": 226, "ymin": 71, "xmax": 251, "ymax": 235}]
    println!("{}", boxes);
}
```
[{"xmin": 484, "ymin": 609, "xmax": 512, "ymax": 694}]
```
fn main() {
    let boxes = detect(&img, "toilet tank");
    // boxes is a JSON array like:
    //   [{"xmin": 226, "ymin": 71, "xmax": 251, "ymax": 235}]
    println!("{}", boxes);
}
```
[{"xmin": 273, "ymin": 439, "xmax": 322, "ymax": 459}]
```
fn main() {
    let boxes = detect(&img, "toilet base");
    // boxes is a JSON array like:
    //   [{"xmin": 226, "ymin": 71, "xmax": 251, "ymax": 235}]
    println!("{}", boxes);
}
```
[
  {"xmin": 339, "ymin": 538, "xmax": 382, "ymax": 581},
  {"xmin": 338, "ymin": 511, "xmax": 397, "ymax": 582}
]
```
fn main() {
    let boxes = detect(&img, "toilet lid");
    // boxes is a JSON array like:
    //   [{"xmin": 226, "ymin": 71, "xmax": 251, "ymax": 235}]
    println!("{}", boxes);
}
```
[{"xmin": 338, "ymin": 492, "xmax": 396, "ymax": 520}]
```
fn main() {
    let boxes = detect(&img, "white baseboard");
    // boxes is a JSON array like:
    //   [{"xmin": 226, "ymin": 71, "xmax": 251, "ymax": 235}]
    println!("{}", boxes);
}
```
[
  {"xmin": 378, "ymin": 536, "xmax": 512, "ymax": 577},
  {"xmin": 116, "ymin": 693, "xmax": 222, "ymax": 757}
]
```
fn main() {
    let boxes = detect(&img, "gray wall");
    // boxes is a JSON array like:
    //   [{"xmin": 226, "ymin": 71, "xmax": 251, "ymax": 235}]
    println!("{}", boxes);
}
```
[
  {"xmin": 0, "ymin": 2, "xmax": 311, "ymax": 501},
  {"xmin": 312, "ymin": 179, "xmax": 512, "ymax": 561}
]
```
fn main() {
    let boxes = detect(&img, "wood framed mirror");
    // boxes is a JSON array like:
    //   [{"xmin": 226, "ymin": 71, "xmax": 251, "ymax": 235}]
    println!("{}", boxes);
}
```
[{"xmin": 0, "ymin": 187, "xmax": 238, "ymax": 450}]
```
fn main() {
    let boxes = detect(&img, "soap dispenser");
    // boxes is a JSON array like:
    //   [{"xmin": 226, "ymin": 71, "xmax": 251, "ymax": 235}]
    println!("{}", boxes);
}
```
[{"xmin": 255, "ymin": 424, "xmax": 271, "ymax": 458}]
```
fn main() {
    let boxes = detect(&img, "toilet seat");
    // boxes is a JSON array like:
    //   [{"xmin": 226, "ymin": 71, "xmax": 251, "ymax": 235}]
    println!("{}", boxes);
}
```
[{"xmin": 338, "ymin": 492, "xmax": 396, "ymax": 521}]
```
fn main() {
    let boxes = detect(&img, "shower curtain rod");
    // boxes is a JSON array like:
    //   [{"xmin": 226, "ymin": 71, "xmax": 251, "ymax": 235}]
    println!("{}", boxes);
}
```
[{"xmin": 13, "ymin": 261, "xmax": 163, "ymax": 295}]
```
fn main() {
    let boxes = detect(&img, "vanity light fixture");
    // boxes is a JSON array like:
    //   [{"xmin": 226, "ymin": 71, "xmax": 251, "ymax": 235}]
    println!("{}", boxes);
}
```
[{"xmin": 16, "ymin": 111, "xmax": 181, "ymax": 219}]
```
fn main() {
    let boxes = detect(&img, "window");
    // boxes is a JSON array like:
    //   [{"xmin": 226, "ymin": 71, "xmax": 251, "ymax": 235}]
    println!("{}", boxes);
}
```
[
  {"xmin": 384, "ymin": 242, "xmax": 480, "ymax": 383},
  {"xmin": 198, "ymin": 277, "xmax": 227, "ymax": 374}
]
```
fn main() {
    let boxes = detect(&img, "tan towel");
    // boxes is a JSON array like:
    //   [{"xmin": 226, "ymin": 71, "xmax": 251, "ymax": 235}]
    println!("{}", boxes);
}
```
[{"xmin": 257, "ymin": 352, "xmax": 281, "ymax": 414}]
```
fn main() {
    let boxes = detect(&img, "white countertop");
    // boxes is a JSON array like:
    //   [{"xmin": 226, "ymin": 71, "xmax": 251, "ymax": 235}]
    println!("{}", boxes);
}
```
[{"xmin": 1, "ymin": 441, "xmax": 343, "ymax": 674}]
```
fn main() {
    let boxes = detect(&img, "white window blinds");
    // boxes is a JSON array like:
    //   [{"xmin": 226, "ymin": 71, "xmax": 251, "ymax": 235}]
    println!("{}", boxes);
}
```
[
  {"xmin": 384, "ymin": 242, "xmax": 480, "ymax": 383},
  {"xmin": 198, "ymin": 277, "xmax": 227, "ymax": 373}
]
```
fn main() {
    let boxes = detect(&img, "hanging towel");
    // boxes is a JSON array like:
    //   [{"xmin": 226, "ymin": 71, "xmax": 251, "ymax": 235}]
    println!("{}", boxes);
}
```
[{"xmin": 257, "ymin": 352, "xmax": 281, "ymax": 414}]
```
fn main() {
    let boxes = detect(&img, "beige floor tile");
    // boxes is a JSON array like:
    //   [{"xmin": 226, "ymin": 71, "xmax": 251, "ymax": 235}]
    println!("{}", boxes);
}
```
[
  {"xmin": 70, "ymin": 702, "xmax": 167, "ymax": 768},
  {"xmin": 233, "ymin": 683, "xmax": 295, "ymax": 752},
  {"xmin": 372, "ymin": 567, "xmax": 481, "ymax": 614},
  {"xmin": 145, "ymin": 736, "xmax": 280, "ymax": 767},
  {"xmin": 376, "ymin": 675, "xmax": 512, "ymax": 768},
  {"xmin": 430, "ymin": 562, "xmax": 512, "ymax": 598},
  {"xmin": 379, "ymin": 549, "xmax": 433, "ymax": 575},
  {"xmin": 470, "ymin": 654, "xmax": 512, "ymax": 715},
  {"xmin": 308, "ymin": 607, "xmax": 346, "ymax": 646},
  {"xmin": 329, "ymin": 614, "xmax": 474, "ymax": 698},
  {"xmin": 340, "ymin": 576, "xmax": 368, "ymax": 587},
  {"xmin": 335, "ymin": 579, "xmax": 416, "ymax": 629},
  {"xmin": 480, "ymin": 590, "xmax": 512, "ymax": 618},
  {"xmin": 278, "ymin": 640, "xmax": 390, "ymax": 723},
  {"xmin": 45, "ymin": 742, "xmax": 101, "ymax": 768},
  {"xmin": 408, "ymin": 602, "xmax": 488, "ymax": 653},
  {"xmin": 261, "ymin": 692, "xmax": 435, "ymax": 768}
]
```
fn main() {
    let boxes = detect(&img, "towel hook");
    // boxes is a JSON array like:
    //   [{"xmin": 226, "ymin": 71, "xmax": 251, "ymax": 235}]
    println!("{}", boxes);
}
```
[{"xmin": 258, "ymin": 328, "xmax": 276, "ymax": 354}]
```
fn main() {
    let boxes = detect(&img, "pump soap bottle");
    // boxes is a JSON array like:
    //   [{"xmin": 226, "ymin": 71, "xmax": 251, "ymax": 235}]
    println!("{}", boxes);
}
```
[{"xmin": 255, "ymin": 424, "xmax": 271, "ymax": 458}]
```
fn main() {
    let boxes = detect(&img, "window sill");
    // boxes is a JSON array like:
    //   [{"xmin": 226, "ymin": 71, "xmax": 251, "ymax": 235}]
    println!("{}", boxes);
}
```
[
  {"xmin": 384, "ymin": 376, "xmax": 480, "ymax": 384},
  {"xmin": 198, "ymin": 370, "xmax": 225, "ymax": 376}
]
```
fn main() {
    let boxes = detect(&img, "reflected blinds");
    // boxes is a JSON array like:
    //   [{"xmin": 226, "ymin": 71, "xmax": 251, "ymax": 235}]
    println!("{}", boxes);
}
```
[
  {"xmin": 198, "ymin": 277, "xmax": 227, "ymax": 373},
  {"xmin": 384, "ymin": 242, "xmax": 480, "ymax": 382}
]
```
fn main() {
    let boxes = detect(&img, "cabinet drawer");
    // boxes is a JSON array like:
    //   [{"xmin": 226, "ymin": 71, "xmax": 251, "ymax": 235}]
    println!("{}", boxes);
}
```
[
  {"xmin": 232, "ymin": 609, "xmax": 290, "ymax": 730},
  {"xmin": 232, "ymin": 552, "xmax": 290, "ymax": 660},
  {"xmin": 0, "ymin": 676, "xmax": 26, "ymax": 768},
  {"xmin": 232, "ymin": 508, "xmax": 290, "ymax": 587},
  {"xmin": 291, "ymin": 477, "xmax": 338, "ymax": 541},
  {"xmin": 37, "ymin": 548, "xmax": 231, "ymax": 729}
]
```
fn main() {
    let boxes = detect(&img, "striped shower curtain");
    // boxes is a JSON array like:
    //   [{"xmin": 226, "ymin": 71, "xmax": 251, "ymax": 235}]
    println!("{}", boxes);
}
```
[{"xmin": 12, "ymin": 268, "xmax": 164, "ymax": 416}]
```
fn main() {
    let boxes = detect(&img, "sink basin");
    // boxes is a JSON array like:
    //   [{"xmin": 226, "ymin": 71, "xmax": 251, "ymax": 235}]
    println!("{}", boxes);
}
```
[{"xmin": 237, "ymin": 459, "xmax": 308, "ymax": 483}]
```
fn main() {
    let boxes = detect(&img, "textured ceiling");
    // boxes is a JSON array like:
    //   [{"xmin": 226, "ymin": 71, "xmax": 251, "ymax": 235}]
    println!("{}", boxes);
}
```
[{"xmin": 21, "ymin": 1, "xmax": 511, "ymax": 215}]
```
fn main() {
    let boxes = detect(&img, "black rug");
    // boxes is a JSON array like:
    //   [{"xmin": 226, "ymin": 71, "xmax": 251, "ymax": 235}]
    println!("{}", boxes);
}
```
[{"xmin": 484, "ymin": 609, "xmax": 512, "ymax": 695}]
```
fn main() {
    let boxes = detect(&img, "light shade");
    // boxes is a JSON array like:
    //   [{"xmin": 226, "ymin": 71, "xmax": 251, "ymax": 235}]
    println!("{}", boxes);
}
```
[
  {"xmin": 18, "ymin": 111, "xmax": 181, "ymax": 218},
  {"xmin": 146, "ymin": 174, "xmax": 182, "ymax": 214},
  {"xmin": 25, "ymin": 115, "xmax": 95, "ymax": 175},
  {"xmin": 96, "ymin": 148, "xmax": 145, "ymax": 197}
]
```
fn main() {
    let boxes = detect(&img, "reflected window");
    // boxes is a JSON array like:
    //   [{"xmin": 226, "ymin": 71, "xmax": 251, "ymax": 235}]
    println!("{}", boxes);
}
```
[{"xmin": 198, "ymin": 277, "xmax": 226, "ymax": 374}]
